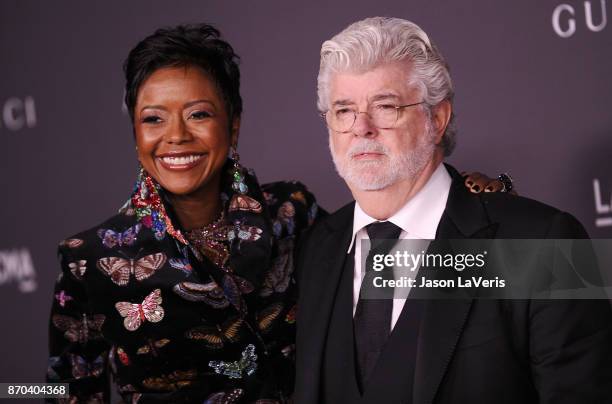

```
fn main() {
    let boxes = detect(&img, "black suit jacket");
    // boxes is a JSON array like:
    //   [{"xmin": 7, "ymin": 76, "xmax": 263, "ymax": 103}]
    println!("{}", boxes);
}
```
[{"xmin": 295, "ymin": 165, "xmax": 612, "ymax": 404}]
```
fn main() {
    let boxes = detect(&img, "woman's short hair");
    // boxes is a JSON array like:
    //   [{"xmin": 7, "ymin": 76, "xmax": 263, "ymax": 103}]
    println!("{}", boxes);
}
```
[
  {"xmin": 124, "ymin": 23, "xmax": 242, "ymax": 124},
  {"xmin": 318, "ymin": 17, "xmax": 456, "ymax": 156}
]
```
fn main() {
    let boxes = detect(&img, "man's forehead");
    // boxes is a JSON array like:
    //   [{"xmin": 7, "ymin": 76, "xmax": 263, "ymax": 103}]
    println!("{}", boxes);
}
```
[{"xmin": 328, "ymin": 62, "xmax": 416, "ymax": 104}]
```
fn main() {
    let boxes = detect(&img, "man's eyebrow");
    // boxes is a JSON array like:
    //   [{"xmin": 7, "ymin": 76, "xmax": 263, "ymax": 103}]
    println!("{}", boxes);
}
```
[
  {"xmin": 331, "ymin": 99, "xmax": 355, "ymax": 107},
  {"xmin": 330, "ymin": 93, "xmax": 401, "ymax": 107},
  {"xmin": 369, "ymin": 93, "xmax": 400, "ymax": 102}
]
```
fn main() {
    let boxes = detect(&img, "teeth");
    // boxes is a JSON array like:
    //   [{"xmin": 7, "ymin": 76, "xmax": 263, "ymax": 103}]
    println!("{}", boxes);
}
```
[{"xmin": 161, "ymin": 155, "xmax": 202, "ymax": 165}]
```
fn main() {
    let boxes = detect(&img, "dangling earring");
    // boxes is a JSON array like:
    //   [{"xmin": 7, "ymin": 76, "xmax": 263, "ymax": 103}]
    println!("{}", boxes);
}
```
[
  {"xmin": 228, "ymin": 146, "xmax": 263, "ymax": 213},
  {"xmin": 231, "ymin": 146, "xmax": 248, "ymax": 194},
  {"xmin": 135, "ymin": 163, "xmax": 149, "ymax": 199}
]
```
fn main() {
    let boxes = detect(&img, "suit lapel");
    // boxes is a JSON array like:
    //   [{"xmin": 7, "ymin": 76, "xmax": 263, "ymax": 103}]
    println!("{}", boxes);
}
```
[
  {"xmin": 413, "ymin": 164, "xmax": 498, "ymax": 404},
  {"xmin": 297, "ymin": 202, "xmax": 354, "ymax": 402}
]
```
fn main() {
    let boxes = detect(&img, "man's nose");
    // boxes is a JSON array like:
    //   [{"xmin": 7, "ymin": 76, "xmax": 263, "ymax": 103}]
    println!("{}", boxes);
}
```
[{"xmin": 350, "ymin": 111, "xmax": 377, "ymax": 138}]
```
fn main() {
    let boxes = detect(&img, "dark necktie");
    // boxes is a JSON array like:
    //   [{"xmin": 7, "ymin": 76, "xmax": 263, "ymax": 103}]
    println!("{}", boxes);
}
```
[{"xmin": 353, "ymin": 221, "xmax": 403, "ymax": 388}]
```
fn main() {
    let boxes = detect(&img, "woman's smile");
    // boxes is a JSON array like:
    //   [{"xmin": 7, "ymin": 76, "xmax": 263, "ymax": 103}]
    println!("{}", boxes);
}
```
[{"xmin": 156, "ymin": 152, "xmax": 207, "ymax": 171}]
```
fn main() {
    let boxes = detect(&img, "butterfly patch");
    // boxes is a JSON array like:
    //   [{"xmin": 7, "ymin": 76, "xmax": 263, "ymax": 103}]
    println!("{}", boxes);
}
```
[
  {"xmin": 70, "ymin": 354, "xmax": 105, "ymax": 379},
  {"xmin": 185, "ymin": 317, "xmax": 244, "ymax": 349},
  {"xmin": 116, "ymin": 347, "xmax": 130, "ymax": 366},
  {"xmin": 173, "ymin": 281, "xmax": 229, "ymax": 308},
  {"xmin": 96, "ymin": 252, "xmax": 166, "ymax": 286},
  {"xmin": 136, "ymin": 338, "xmax": 170, "ymax": 357},
  {"xmin": 47, "ymin": 356, "xmax": 62, "ymax": 381},
  {"xmin": 256, "ymin": 303, "xmax": 284, "ymax": 334},
  {"xmin": 273, "ymin": 201, "xmax": 296, "ymax": 236},
  {"xmin": 118, "ymin": 199, "xmax": 136, "ymax": 217},
  {"xmin": 59, "ymin": 392, "xmax": 104, "ymax": 404},
  {"xmin": 115, "ymin": 289, "xmax": 165, "ymax": 331},
  {"xmin": 141, "ymin": 369, "xmax": 198, "ymax": 392},
  {"xmin": 222, "ymin": 275, "xmax": 254, "ymax": 312},
  {"xmin": 285, "ymin": 304, "xmax": 297, "ymax": 324},
  {"xmin": 68, "ymin": 260, "xmax": 87, "ymax": 280},
  {"xmin": 227, "ymin": 221, "xmax": 263, "ymax": 246},
  {"xmin": 308, "ymin": 202, "xmax": 319, "ymax": 226},
  {"xmin": 173, "ymin": 275, "xmax": 253, "ymax": 311},
  {"xmin": 229, "ymin": 194, "xmax": 263, "ymax": 213},
  {"xmin": 168, "ymin": 245, "xmax": 193, "ymax": 275},
  {"xmin": 59, "ymin": 238, "xmax": 84, "ymax": 249},
  {"xmin": 97, "ymin": 224, "xmax": 141, "ymax": 249},
  {"xmin": 117, "ymin": 385, "xmax": 141, "ymax": 404},
  {"xmin": 290, "ymin": 191, "xmax": 307, "ymax": 205},
  {"xmin": 52, "ymin": 313, "xmax": 105, "ymax": 343},
  {"xmin": 169, "ymin": 257, "xmax": 192, "ymax": 275},
  {"xmin": 260, "ymin": 239, "xmax": 294, "ymax": 297},
  {"xmin": 203, "ymin": 388, "xmax": 244, "ymax": 404},
  {"xmin": 55, "ymin": 290, "xmax": 73, "ymax": 307},
  {"xmin": 208, "ymin": 344, "xmax": 257, "ymax": 379},
  {"xmin": 281, "ymin": 344, "xmax": 295, "ymax": 359}
]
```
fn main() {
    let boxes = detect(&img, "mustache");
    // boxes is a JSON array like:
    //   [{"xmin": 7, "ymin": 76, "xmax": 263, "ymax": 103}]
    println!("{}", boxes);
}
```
[{"xmin": 347, "ymin": 140, "xmax": 389, "ymax": 158}]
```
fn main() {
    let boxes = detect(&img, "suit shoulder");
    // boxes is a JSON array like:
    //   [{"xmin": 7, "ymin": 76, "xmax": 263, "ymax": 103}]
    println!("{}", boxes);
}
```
[
  {"xmin": 481, "ymin": 192, "xmax": 559, "ymax": 218},
  {"xmin": 303, "ymin": 201, "xmax": 353, "ymax": 239},
  {"xmin": 479, "ymin": 193, "xmax": 587, "ymax": 237}
]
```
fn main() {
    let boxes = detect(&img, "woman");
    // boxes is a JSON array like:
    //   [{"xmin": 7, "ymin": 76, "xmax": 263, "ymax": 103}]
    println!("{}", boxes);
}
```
[{"xmin": 47, "ymin": 24, "xmax": 508, "ymax": 403}]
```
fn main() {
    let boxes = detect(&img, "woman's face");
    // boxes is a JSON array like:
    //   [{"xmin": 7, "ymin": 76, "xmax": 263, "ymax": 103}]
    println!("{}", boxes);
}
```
[{"xmin": 134, "ymin": 65, "xmax": 239, "ymax": 196}]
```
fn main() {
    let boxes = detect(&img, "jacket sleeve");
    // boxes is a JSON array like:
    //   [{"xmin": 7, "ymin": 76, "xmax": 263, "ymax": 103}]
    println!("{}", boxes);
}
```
[
  {"xmin": 46, "ymin": 244, "xmax": 111, "ymax": 403},
  {"xmin": 529, "ymin": 211, "xmax": 612, "ymax": 403},
  {"xmin": 255, "ymin": 181, "xmax": 326, "ymax": 398}
]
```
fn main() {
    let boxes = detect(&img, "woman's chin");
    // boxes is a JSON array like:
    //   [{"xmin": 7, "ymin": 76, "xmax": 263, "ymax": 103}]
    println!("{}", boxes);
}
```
[{"xmin": 156, "ymin": 178, "xmax": 207, "ymax": 196}]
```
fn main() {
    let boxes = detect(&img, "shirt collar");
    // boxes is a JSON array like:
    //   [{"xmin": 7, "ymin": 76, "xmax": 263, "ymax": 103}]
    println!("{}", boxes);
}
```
[{"xmin": 347, "ymin": 163, "xmax": 452, "ymax": 252}]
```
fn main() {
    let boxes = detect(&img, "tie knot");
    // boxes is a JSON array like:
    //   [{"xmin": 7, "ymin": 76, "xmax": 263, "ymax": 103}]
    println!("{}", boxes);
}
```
[{"xmin": 366, "ymin": 221, "xmax": 402, "ymax": 241}]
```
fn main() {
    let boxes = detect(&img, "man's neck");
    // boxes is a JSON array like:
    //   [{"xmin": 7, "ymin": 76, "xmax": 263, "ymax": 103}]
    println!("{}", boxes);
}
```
[{"xmin": 351, "ymin": 155, "xmax": 443, "ymax": 220}]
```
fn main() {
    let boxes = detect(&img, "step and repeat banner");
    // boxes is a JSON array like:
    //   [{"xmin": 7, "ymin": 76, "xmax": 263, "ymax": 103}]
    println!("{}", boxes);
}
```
[{"xmin": 1, "ymin": 0, "xmax": 610, "ymax": 383}]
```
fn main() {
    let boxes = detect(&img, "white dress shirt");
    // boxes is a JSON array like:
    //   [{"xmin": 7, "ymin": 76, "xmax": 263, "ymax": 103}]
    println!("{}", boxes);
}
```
[{"xmin": 349, "ymin": 163, "xmax": 452, "ymax": 330}]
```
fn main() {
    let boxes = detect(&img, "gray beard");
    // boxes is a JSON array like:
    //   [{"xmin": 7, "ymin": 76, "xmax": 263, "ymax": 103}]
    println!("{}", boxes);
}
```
[{"xmin": 329, "ymin": 128, "xmax": 436, "ymax": 191}]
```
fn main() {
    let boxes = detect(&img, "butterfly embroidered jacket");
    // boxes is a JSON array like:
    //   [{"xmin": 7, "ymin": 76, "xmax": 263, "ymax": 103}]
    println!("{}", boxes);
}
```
[{"xmin": 47, "ymin": 161, "xmax": 321, "ymax": 403}]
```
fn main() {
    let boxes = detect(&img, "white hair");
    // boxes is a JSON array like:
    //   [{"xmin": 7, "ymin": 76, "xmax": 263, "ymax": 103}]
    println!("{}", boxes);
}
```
[{"xmin": 317, "ymin": 16, "xmax": 456, "ymax": 155}]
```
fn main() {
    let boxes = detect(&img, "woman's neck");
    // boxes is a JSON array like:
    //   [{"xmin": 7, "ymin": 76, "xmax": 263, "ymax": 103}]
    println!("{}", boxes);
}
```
[{"xmin": 166, "ymin": 177, "xmax": 223, "ymax": 231}]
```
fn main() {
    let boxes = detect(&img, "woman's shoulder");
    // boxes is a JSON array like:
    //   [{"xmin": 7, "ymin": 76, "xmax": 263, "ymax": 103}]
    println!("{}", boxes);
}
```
[
  {"xmin": 260, "ymin": 180, "xmax": 317, "ymax": 213},
  {"xmin": 260, "ymin": 180, "xmax": 326, "ymax": 236},
  {"xmin": 260, "ymin": 180, "xmax": 312, "ymax": 194},
  {"xmin": 57, "ymin": 209, "xmax": 141, "ymax": 259}
]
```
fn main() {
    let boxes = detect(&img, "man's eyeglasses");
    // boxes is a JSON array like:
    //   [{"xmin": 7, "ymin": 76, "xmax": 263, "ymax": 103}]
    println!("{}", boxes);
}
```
[{"xmin": 321, "ymin": 101, "xmax": 425, "ymax": 133}]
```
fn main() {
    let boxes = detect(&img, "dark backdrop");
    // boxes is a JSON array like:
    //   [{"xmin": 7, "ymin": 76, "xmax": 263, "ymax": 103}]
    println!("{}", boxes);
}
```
[{"xmin": 1, "ymin": 0, "xmax": 610, "ymax": 383}]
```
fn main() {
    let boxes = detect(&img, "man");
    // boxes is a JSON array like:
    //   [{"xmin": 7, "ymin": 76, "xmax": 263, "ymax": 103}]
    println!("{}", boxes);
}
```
[{"xmin": 295, "ymin": 17, "xmax": 612, "ymax": 403}]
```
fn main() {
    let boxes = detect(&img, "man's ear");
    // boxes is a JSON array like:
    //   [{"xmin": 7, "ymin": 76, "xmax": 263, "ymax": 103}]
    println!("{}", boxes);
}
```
[
  {"xmin": 431, "ymin": 99, "xmax": 451, "ymax": 144},
  {"xmin": 230, "ymin": 116, "xmax": 241, "ymax": 147}
]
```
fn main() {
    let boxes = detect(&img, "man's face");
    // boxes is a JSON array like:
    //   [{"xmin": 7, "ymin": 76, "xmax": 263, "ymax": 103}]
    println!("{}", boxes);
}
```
[{"xmin": 327, "ymin": 61, "xmax": 438, "ymax": 191}]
